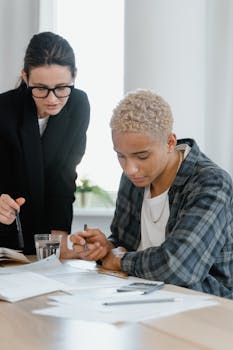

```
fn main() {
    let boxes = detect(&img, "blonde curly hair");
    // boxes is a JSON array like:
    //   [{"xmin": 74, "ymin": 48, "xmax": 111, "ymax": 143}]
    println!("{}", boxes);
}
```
[{"xmin": 110, "ymin": 90, "xmax": 173, "ymax": 141}]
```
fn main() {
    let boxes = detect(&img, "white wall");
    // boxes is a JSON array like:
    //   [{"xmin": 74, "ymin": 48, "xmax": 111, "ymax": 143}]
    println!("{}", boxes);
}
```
[
  {"xmin": 71, "ymin": 209, "xmax": 114, "ymax": 236},
  {"xmin": 0, "ymin": 0, "xmax": 40, "ymax": 92},
  {"xmin": 124, "ymin": 0, "xmax": 233, "ymax": 177},
  {"xmin": 1, "ymin": 0, "xmax": 232, "ymax": 178},
  {"xmin": 124, "ymin": 0, "xmax": 206, "ymax": 149},
  {"xmin": 205, "ymin": 0, "xmax": 233, "ymax": 174}
]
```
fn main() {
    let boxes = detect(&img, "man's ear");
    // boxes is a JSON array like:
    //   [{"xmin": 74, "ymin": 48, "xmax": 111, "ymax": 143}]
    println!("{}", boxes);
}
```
[
  {"xmin": 167, "ymin": 133, "xmax": 177, "ymax": 152},
  {"xmin": 21, "ymin": 70, "xmax": 28, "ymax": 85}
]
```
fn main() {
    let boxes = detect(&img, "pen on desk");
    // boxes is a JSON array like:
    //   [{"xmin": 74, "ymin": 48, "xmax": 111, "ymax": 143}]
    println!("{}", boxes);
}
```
[
  {"xmin": 142, "ymin": 282, "xmax": 165, "ymax": 295},
  {"xmin": 83, "ymin": 224, "xmax": 88, "ymax": 252},
  {"xmin": 103, "ymin": 297, "xmax": 182, "ymax": 306},
  {"xmin": 15, "ymin": 210, "xmax": 24, "ymax": 249}
]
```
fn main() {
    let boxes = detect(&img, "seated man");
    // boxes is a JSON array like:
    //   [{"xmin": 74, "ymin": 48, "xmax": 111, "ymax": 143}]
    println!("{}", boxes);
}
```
[{"xmin": 71, "ymin": 90, "xmax": 233, "ymax": 298}]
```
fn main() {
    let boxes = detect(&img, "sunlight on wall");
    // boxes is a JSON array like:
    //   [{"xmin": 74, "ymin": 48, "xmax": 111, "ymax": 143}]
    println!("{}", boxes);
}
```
[{"xmin": 56, "ymin": 0, "xmax": 124, "ymax": 191}]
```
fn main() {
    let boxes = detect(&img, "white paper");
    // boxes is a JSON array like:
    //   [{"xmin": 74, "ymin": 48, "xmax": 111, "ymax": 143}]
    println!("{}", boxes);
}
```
[
  {"xmin": 33, "ymin": 288, "xmax": 218, "ymax": 323},
  {"xmin": 0, "ymin": 254, "xmax": 219, "ymax": 322},
  {"xmin": 0, "ymin": 255, "xmax": 163, "ymax": 292},
  {"xmin": 0, "ymin": 247, "xmax": 29, "ymax": 263},
  {"xmin": 0, "ymin": 272, "xmax": 68, "ymax": 302},
  {"xmin": 0, "ymin": 254, "xmax": 62, "ymax": 274}
]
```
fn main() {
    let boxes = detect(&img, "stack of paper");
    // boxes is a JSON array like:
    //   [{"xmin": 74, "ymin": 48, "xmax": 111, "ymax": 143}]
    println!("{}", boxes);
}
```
[
  {"xmin": 0, "ymin": 247, "xmax": 29, "ymax": 263},
  {"xmin": 33, "ymin": 288, "xmax": 218, "ymax": 323},
  {"xmin": 0, "ymin": 271, "xmax": 68, "ymax": 302},
  {"xmin": 0, "ymin": 254, "xmax": 219, "ymax": 324}
]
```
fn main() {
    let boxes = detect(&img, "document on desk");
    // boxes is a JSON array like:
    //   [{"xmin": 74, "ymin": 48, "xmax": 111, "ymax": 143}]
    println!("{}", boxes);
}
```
[
  {"xmin": 0, "ymin": 247, "xmax": 29, "ymax": 263},
  {"xmin": 0, "ymin": 271, "xmax": 68, "ymax": 302},
  {"xmin": 0, "ymin": 255, "xmax": 147, "ymax": 292},
  {"xmin": 33, "ymin": 288, "xmax": 218, "ymax": 324},
  {"xmin": 0, "ymin": 255, "xmax": 130, "ymax": 291},
  {"xmin": 0, "ymin": 254, "xmax": 67, "ymax": 275}
]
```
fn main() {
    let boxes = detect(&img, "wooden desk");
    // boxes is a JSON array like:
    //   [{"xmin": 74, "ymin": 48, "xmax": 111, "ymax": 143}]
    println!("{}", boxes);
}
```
[{"xmin": 1, "ymin": 259, "xmax": 233, "ymax": 350}]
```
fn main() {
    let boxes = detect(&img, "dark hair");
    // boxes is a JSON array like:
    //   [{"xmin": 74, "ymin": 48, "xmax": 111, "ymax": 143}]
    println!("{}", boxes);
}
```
[{"xmin": 22, "ymin": 31, "xmax": 76, "ymax": 82}]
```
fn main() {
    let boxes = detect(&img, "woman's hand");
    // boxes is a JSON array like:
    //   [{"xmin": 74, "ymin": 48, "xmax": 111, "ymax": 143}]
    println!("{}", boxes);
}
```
[
  {"xmin": 0, "ymin": 194, "xmax": 25, "ymax": 225},
  {"xmin": 70, "ymin": 227, "xmax": 114, "ymax": 261}
]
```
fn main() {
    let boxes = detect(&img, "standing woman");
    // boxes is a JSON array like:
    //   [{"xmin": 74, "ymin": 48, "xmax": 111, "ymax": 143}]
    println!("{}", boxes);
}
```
[{"xmin": 0, "ymin": 32, "xmax": 90, "ymax": 257}]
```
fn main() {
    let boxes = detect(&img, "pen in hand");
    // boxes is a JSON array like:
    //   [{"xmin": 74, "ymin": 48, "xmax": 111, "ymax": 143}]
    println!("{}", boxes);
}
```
[
  {"xmin": 83, "ymin": 224, "xmax": 88, "ymax": 252},
  {"xmin": 15, "ymin": 209, "xmax": 24, "ymax": 250}
]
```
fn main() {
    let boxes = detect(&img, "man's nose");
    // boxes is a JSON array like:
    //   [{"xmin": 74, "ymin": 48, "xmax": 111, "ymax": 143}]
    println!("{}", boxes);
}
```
[{"xmin": 124, "ymin": 160, "xmax": 138, "ymax": 176}]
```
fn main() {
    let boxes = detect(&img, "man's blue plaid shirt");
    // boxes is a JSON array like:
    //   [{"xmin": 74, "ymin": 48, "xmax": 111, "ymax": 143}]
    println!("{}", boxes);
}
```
[{"xmin": 109, "ymin": 139, "xmax": 233, "ymax": 298}]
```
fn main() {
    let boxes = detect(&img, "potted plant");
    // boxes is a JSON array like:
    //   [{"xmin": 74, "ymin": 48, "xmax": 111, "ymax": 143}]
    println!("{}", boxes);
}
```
[{"xmin": 75, "ymin": 178, "xmax": 114, "ymax": 208}]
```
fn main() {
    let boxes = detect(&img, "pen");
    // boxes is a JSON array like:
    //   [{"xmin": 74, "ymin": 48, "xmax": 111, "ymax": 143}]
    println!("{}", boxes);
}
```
[
  {"xmin": 142, "ymin": 282, "xmax": 165, "ymax": 295},
  {"xmin": 83, "ymin": 224, "xmax": 88, "ymax": 252},
  {"xmin": 103, "ymin": 297, "xmax": 182, "ymax": 306},
  {"xmin": 15, "ymin": 210, "xmax": 24, "ymax": 249}
]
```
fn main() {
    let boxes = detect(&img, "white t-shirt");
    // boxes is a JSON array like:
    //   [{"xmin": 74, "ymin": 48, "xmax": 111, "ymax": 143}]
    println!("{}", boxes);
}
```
[
  {"xmin": 137, "ymin": 143, "xmax": 191, "ymax": 251},
  {"xmin": 38, "ymin": 116, "xmax": 49, "ymax": 136},
  {"xmin": 137, "ymin": 187, "xmax": 169, "ymax": 250}
]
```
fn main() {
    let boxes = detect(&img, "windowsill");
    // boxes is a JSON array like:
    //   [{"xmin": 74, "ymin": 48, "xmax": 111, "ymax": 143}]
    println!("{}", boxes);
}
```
[{"xmin": 73, "ymin": 206, "xmax": 115, "ymax": 217}]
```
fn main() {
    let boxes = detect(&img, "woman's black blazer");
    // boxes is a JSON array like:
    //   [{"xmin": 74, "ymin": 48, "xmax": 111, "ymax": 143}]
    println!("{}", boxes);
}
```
[{"xmin": 0, "ymin": 86, "xmax": 90, "ymax": 253}]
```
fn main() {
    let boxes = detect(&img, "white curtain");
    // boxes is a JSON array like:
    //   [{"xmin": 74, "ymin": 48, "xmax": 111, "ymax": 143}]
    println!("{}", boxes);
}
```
[{"xmin": 125, "ymin": 0, "xmax": 233, "ymax": 177}]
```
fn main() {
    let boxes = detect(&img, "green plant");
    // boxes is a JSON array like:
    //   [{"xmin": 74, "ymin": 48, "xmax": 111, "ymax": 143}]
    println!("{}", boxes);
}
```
[{"xmin": 76, "ymin": 178, "xmax": 114, "ymax": 207}]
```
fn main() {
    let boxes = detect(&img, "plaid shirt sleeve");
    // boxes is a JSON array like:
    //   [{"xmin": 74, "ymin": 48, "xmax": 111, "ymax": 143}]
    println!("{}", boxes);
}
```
[{"xmin": 109, "ymin": 139, "xmax": 233, "ymax": 298}]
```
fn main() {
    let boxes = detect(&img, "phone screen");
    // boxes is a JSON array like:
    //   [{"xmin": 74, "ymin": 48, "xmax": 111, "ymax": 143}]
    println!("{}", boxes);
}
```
[{"xmin": 117, "ymin": 282, "xmax": 164, "ymax": 292}]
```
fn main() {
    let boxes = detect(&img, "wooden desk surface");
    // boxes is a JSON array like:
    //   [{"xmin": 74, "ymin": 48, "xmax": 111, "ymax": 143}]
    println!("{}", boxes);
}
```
[{"xmin": 1, "ymin": 258, "xmax": 233, "ymax": 350}]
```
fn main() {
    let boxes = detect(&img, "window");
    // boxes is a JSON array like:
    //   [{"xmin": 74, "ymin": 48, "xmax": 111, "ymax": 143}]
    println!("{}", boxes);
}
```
[{"xmin": 56, "ymin": 0, "xmax": 124, "ymax": 192}]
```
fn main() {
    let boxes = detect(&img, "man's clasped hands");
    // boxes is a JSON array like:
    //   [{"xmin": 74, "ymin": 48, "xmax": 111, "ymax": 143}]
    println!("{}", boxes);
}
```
[{"xmin": 70, "ymin": 228, "xmax": 126, "ymax": 271}]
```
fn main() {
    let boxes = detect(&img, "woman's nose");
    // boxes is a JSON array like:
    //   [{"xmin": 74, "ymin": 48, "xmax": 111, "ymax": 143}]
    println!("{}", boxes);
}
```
[{"xmin": 46, "ymin": 90, "xmax": 58, "ymax": 101}]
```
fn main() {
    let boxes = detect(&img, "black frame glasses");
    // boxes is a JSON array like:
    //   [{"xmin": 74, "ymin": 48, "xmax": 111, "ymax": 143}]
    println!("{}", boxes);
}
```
[{"xmin": 28, "ymin": 85, "xmax": 74, "ymax": 98}]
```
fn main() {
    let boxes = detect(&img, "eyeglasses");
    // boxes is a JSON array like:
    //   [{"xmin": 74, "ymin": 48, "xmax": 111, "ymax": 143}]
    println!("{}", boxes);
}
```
[{"xmin": 28, "ymin": 85, "xmax": 74, "ymax": 98}]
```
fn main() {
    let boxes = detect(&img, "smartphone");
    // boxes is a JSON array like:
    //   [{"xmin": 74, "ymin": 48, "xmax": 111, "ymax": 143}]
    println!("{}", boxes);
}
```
[{"xmin": 116, "ymin": 282, "xmax": 164, "ymax": 292}]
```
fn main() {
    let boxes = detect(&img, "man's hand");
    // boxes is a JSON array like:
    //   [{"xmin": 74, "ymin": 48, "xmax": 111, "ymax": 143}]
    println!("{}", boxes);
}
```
[
  {"xmin": 51, "ymin": 230, "xmax": 84, "ymax": 259},
  {"xmin": 101, "ymin": 246, "xmax": 126, "ymax": 271},
  {"xmin": 70, "ymin": 227, "xmax": 114, "ymax": 261}
]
